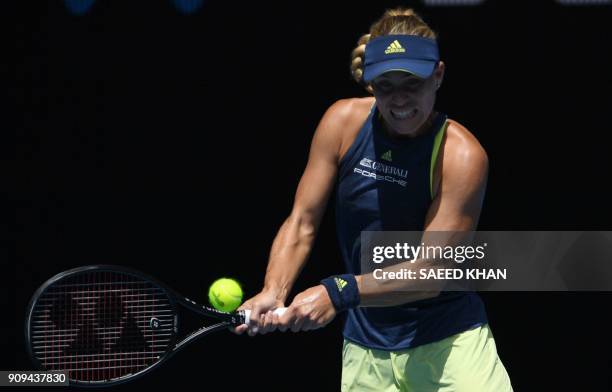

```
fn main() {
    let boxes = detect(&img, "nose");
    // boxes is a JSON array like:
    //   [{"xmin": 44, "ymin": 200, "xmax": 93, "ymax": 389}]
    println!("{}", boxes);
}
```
[{"xmin": 390, "ymin": 91, "xmax": 411, "ymax": 107}]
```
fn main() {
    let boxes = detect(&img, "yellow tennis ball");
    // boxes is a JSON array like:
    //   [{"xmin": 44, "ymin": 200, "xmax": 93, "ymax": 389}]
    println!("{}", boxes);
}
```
[{"xmin": 208, "ymin": 278, "xmax": 243, "ymax": 312}]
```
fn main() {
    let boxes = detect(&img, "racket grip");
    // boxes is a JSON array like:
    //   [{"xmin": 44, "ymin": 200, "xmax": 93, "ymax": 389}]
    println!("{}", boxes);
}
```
[{"xmin": 243, "ymin": 307, "xmax": 287, "ymax": 325}]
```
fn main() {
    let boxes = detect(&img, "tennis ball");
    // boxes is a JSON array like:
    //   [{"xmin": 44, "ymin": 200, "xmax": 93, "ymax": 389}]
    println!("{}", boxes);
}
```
[{"xmin": 208, "ymin": 278, "xmax": 243, "ymax": 312}]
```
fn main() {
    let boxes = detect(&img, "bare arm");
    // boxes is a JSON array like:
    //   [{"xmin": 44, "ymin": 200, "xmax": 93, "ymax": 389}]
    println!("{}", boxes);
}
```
[
  {"xmin": 357, "ymin": 121, "xmax": 489, "ymax": 306},
  {"xmin": 262, "ymin": 102, "xmax": 349, "ymax": 302},
  {"xmin": 235, "ymin": 100, "xmax": 353, "ymax": 334}
]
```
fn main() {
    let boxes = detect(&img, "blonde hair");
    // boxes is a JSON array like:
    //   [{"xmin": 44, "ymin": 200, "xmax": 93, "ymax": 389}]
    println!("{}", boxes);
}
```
[{"xmin": 351, "ymin": 8, "xmax": 438, "ymax": 93}]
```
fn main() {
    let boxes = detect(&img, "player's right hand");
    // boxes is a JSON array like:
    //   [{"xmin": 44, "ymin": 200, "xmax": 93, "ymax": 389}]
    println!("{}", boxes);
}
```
[{"xmin": 232, "ymin": 290, "xmax": 284, "ymax": 336}]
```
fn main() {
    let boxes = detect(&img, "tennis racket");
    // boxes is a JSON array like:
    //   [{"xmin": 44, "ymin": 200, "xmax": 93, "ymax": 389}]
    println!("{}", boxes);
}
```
[{"xmin": 25, "ymin": 265, "xmax": 286, "ymax": 386}]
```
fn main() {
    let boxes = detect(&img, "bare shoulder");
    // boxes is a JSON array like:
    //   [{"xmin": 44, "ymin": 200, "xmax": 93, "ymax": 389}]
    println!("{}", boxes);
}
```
[
  {"xmin": 431, "ymin": 118, "xmax": 488, "ymax": 198},
  {"xmin": 312, "ymin": 97, "xmax": 374, "ymax": 163},
  {"xmin": 324, "ymin": 97, "xmax": 374, "ymax": 162},
  {"xmin": 310, "ymin": 97, "xmax": 374, "ymax": 164},
  {"xmin": 443, "ymin": 118, "xmax": 488, "ymax": 171},
  {"xmin": 427, "ymin": 118, "xmax": 489, "ymax": 229},
  {"xmin": 320, "ymin": 97, "xmax": 374, "ymax": 129}
]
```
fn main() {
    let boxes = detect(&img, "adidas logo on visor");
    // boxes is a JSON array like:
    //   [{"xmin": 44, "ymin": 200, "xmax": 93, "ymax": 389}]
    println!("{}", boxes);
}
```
[{"xmin": 384, "ymin": 40, "xmax": 406, "ymax": 54}]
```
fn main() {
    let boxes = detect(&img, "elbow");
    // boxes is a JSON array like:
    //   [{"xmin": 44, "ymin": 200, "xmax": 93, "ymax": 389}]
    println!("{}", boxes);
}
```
[
  {"xmin": 286, "ymin": 210, "xmax": 318, "ymax": 243},
  {"xmin": 297, "ymin": 216, "xmax": 317, "ymax": 242}
]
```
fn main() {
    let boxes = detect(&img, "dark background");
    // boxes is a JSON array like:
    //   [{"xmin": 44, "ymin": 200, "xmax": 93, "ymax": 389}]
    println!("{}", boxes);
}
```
[{"xmin": 10, "ymin": 0, "xmax": 612, "ymax": 390}]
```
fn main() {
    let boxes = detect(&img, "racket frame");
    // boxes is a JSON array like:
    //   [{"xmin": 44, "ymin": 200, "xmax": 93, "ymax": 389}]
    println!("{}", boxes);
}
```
[{"xmin": 25, "ymin": 265, "xmax": 247, "ymax": 387}]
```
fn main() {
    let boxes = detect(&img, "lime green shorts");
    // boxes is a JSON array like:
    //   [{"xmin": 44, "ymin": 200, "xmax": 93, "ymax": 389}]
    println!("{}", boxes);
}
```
[{"xmin": 341, "ymin": 324, "xmax": 513, "ymax": 392}]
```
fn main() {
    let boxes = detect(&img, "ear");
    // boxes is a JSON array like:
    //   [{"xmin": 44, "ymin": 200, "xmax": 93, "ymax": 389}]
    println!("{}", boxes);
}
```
[{"xmin": 434, "ymin": 61, "xmax": 445, "ymax": 88}]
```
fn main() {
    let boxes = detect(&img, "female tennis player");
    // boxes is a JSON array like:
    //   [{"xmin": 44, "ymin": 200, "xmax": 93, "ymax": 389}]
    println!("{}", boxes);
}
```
[{"xmin": 235, "ymin": 8, "xmax": 513, "ymax": 391}]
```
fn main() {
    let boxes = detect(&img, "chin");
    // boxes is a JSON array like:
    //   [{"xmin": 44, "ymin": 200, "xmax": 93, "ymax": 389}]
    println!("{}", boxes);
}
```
[{"xmin": 390, "ymin": 117, "xmax": 425, "ymax": 136}]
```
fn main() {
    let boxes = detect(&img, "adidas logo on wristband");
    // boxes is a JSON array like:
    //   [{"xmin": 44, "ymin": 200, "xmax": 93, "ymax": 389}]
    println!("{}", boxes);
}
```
[
  {"xmin": 334, "ymin": 277, "xmax": 348, "ymax": 292},
  {"xmin": 321, "ymin": 274, "xmax": 360, "ymax": 312}
]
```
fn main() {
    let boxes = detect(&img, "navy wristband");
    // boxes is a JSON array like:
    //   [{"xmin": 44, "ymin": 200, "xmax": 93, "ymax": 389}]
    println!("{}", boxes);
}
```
[{"xmin": 320, "ymin": 274, "xmax": 360, "ymax": 312}]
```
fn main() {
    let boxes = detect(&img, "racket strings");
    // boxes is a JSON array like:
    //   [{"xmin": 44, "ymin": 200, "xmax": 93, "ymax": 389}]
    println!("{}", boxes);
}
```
[{"xmin": 30, "ymin": 270, "xmax": 175, "ymax": 383}]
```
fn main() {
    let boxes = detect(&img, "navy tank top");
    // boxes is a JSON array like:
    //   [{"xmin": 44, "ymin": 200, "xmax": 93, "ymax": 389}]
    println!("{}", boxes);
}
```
[{"xmin": 335, "ymin": 103, "xmax": 488, "ymax": 350}]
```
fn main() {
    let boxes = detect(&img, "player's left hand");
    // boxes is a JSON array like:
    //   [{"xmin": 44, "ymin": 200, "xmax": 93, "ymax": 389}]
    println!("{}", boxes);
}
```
[{"xmin": 275, "ymin": 284, "xmax": 336, "ymax": 332}]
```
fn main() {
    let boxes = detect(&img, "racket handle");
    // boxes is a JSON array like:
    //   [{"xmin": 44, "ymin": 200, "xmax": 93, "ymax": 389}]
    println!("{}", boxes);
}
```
[{"xmin": 243, "ymin": 307, "xmax": 287, "ymax": 325}]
